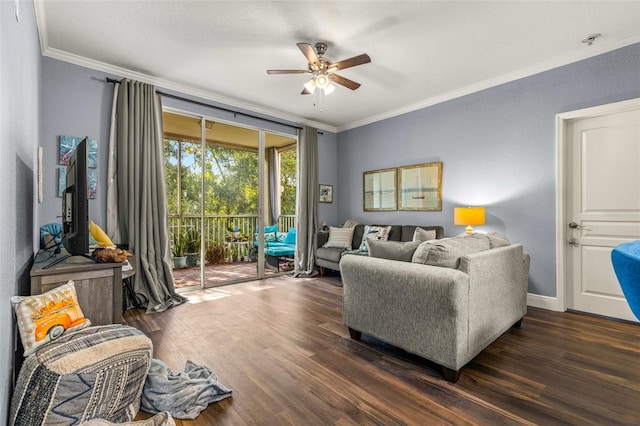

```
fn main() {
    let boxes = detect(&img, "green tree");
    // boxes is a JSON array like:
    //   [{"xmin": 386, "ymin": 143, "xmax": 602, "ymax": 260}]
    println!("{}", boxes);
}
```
[
  {"xmin": 165, "ymin": 139, "xmax": 295, "ymax": 218},
  {"xmin": 280, "ymin": 148, "xmax": 296, "ymax": 215}
]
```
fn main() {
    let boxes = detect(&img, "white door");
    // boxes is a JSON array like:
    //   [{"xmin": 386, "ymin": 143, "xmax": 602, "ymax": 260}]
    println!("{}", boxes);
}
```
[{"xmin": 566, "ymin": 103, "xmax": 640, "ymax": 322}]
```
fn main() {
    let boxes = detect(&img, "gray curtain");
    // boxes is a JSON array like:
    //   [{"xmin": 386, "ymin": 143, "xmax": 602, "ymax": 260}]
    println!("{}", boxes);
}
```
[
  {"xmin": 106, "ymin": 79, "xmax": 186, "ymax": 313},
  {"xmin": 268, "ymin": 147, "xmax": 280, "ymax": 227},
  {"xmin": 293, "ymin": 126, "xmax": 318, "ymax": 276}
]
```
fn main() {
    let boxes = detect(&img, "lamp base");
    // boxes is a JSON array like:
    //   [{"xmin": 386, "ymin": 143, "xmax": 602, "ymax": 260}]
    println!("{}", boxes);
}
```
[{"xmin": 465, "ymin": 225, "xmax": 474, "ymax": 235}]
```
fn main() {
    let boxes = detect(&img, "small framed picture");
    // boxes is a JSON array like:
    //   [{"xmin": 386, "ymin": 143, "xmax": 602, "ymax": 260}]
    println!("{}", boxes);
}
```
[{"xmin": 319, "ymin": 184, "xmax": 333, "ymax": 203}]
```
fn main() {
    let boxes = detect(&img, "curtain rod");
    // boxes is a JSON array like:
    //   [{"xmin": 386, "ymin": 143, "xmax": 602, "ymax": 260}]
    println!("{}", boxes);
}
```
[{"xmin": 106, "ymin": 77, "xmax": 314, "ymax": 133}]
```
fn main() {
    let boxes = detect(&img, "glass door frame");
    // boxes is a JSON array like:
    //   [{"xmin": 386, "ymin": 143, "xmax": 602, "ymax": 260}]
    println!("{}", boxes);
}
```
[{"xmin": 163, "ymin": 107, "xmax": 298, "ymax": 290}]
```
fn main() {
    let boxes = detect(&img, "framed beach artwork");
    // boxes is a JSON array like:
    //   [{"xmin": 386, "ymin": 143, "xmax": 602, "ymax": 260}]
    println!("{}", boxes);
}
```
[
  {"xmin": 363, "ymin": 168, "xmax": 397, "ymax": 211},
  {"xmin": 319, "ymin": 184, "xmax": 333, "ymax": 203},
  {"xmin": 398, "ymin": 162, "xmax": 442, "ymax": 211},
  {"xmin": 59, "ymin": 135, "xmax": 98, "ymax": 169}
]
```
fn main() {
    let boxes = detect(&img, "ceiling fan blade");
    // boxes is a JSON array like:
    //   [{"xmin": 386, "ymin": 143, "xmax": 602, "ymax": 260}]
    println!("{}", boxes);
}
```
[
  {"xmin": 329, "ymin": 73, "xmax": 361, "ymax": 90},
  {"xmin": 328, "ymin": 54, "xmax": 371, "ymax": 72},
  {"xmin": 297, "ymin": 43, "xmax": 320, "ymax": 70},
  {"xmin": 266, "ymin": 69, "xmax": 309, "ymax": 75}
]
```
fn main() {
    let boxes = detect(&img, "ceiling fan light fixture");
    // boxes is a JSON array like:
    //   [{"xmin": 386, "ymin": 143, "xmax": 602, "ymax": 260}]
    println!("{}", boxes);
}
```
[
  {"xmin": 323, "ymin": 83, "xmax": 335, "ymax": 95},
  {"xmin": 304, "ymin": 78, "xmax": 316, "ymax": 94},
  {"xmin": 316, "ymin": 73, "xmax": 330, "ymax": 89}
]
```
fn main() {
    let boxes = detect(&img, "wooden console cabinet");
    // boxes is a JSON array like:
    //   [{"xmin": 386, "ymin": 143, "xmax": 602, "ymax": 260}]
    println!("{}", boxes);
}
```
[{"xmin": 30, "ymin": 251, "xmax": 123, "ymax": 325}]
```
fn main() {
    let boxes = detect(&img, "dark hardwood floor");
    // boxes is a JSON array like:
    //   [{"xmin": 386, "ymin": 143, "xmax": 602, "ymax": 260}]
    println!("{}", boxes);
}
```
[{"xmin": 125, "ymin": 275, "xmax": 640, "ymax": 425}]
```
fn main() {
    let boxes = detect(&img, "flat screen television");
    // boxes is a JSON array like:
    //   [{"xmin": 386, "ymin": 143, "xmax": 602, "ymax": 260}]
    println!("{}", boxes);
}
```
[{"xmin": 61, "ymin": 137, "xmax": 90, "ymax": 256}]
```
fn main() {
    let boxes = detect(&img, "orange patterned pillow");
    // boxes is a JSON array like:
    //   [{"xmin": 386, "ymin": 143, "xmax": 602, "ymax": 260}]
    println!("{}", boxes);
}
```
[{"xmin": 12, "ymin": 281, "xmax": 90, "ymax": 355}]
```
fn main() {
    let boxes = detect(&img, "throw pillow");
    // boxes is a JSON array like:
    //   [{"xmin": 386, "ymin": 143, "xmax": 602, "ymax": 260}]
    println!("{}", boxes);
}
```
[
  {"xmin": 276, "ymin": 232, "xmax": 288, "ymax": 242},
  {"xmin": 412, "ymin": 227, "xmax": 437, "ymax": 242},
  {"xmin": 264, "ymin": 225, "xmax": 278, "ymax": 234},
  {"xmin": 323, "ymin": 226, "xmax": 355, "ymax": 250},
  {"xmin": 264, "ymin": 232, "xmax": 277, "ymax": 242},
  {"xmin": 368, "ymin": 239, "xmax": 422, "ymax": 262},
  {"xmin": 358, "ymin": 225, "xmax": 392, "ymax": 252},
  {"xmin": 486, "ymin": 232, "xmax": 510, "ymax": 248},
  {"xmin": 284, "ymin": 227, "xmax": 296, "ymax": 244},
  {"xmin": 412, "ymin": 235, "xmax": 491, "ymax": 269},
  {"xmin": 12, "ymin": 280, "xmax": 91, "ymax": 356},
  {"xmin": 342, "ymin": 219, "xmax": 359, "ymax": 228}
]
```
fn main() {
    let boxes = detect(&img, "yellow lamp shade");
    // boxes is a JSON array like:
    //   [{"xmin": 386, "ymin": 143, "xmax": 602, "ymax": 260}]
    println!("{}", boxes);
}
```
[{"xmin": 454, "ymin": 207, "xmax": 485, "ymax": 234}]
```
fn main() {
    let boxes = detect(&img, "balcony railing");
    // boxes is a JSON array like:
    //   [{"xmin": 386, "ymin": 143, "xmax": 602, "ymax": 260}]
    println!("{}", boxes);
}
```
[{"xmin": 168, "ymin": 214, "xmax": 296, "ymax": 253}]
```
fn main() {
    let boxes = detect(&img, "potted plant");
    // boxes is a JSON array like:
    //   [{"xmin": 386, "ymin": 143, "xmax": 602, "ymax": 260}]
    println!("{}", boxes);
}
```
[
  {"xmin": 172, "ymin": 231, "xmax": 187, "ymax": 269},
  {"xmin": 183, "ymin": 227, "xmax": 201, "ymax": 267},
  {"xmin": 226, "ymin": 222, "xmax": 240, "ymax": 241}
]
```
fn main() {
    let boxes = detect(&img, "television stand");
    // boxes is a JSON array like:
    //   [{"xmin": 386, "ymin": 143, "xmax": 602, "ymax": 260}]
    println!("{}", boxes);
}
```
[
  {"xmin": 31, "ymin": 248, "xmax": 124, "ymax": 325},
  {"xmin": 43, "ymin": 253, "xmax": 101, "ymax": 269}
]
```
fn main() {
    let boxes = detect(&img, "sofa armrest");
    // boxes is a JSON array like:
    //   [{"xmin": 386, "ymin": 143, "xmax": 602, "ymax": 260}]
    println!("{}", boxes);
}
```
[
  {"xmin": 340, "ymin": 255, "xmax": 470, "ymax": 369},
  {"xmin": 458, "ymin": 244, "xmax": 529, "ymax": 358}
]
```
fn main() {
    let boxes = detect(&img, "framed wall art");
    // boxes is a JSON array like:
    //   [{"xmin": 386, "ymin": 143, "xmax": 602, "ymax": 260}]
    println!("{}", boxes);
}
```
[
  {"xmin": 363, "ymin": 168, "xmax": 397, "ymax": 211},
  {"xmin": 398, "ymin": 162, "xmax": 442, "ymax": 211},
  {"xmin": 319, "ymin": 184, "xmax": 333, "ymax": 203},
  {"xmin": 59, "ymin": 135, "xmax": 98, "ymax": 169}
]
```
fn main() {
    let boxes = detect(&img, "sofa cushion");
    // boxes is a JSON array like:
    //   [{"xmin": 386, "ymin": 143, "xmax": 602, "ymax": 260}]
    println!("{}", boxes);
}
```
[
  {"xmin": 316, "ymin": 247, "xmax": 344, "ymax": 264},
  {"xmin": 412, "ymin": 227, "xmax": 437, "ymax": 242},
  {"xmin": 323, "ymin": 226, "xmax": 355, "ymax": 250},
  {"xmin": 368, "ymin": 240, "xmax": 422, "ymax": 262},
  {"xmin": 412, "ymin": 234, "xmax": 491, "ymax": 269},
  {"xmin": 358, "ymin": 225, "xmax": 392, "ymax": 252}
]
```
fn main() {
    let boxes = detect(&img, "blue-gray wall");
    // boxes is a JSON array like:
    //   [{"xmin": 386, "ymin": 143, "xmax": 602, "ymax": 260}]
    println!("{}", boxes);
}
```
[
  {"xmin": 0, "ymin": 0, "xmax": 41, "ymax": 421},
  {"xmin": 337, "ymin": 43, "xmax": 640, "ymax": 297},
  {"xmin": 38, "ymin": 60, "xmax": 339, "ymax": 230}
]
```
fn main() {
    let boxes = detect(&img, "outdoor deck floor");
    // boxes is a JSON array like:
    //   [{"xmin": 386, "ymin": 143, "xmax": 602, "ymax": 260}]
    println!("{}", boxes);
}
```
[{"xmin": 172, "ymin": 260, "xmax": 293, "ymax": 289}]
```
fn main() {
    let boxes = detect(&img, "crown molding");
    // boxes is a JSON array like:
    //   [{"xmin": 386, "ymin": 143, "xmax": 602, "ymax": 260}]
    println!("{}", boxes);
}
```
[
  {"xmin": 337, "ymin": 35, "xmax": 640, "ymax": 132},
  {"xmin": 40, "ymin": 47, "xmax": 338, "ymax": 134},
  {"xmin": 35, "ymin": 0, "xmax": 638, "ymax": 137}
]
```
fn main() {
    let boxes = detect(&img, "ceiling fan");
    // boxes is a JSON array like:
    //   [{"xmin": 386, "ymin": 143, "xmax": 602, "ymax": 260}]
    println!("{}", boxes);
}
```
[{"xmin": 267, "ymin": 42, "xmax": 371, "ymax": 95}]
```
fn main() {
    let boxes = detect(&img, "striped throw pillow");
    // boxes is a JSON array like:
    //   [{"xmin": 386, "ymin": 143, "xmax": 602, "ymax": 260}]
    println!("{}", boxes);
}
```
[{"xmin": 323, "ymin": 226, "xmax": 355, "ymax": 250}]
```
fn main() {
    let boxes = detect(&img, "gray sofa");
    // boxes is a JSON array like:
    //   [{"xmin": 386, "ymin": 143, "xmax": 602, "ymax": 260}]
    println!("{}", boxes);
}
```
[
  {"xmin": 340, "ymin": 233, "xmax": 530, "ymax": 382},
  {"xmin": 316, "ymin": 224, "xmax": 445, "ymax": 275}
]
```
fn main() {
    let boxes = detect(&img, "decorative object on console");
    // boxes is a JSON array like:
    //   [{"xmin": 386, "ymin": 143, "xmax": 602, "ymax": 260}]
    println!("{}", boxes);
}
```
[
  {"xmin": 319, "ymin": 184, "xmax": 333, "ymax": 203},
  {"xmin": 454, "ymin": 206, "xmax": 486, "ymax": 234},
  {"xmin": 398, "ymin": 162, "xmax": 443, "ymax": 211},
  {"xmin": 89, "ymin": 220, "xmax": 115, "ymax": 248},
  {"xmin": 363, "ymin": 168, "xmax": 397, "ymax": 211},
  {"xmin": 92, "ymin": 247, "xmax": 132, "ymax": 263},
  {"xmin": 12, "ymin": 280, "xmax": 90, "ymax": 356}
]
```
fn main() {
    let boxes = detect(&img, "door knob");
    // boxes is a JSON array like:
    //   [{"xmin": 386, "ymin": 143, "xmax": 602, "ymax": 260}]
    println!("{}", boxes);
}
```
[
  {"xmin": 569, "ymin": 222, "xmax": 580, "ymax": 229},
  {"xmin": 568, "ymin": 237, "xmax": 578, "ymax": 245}
]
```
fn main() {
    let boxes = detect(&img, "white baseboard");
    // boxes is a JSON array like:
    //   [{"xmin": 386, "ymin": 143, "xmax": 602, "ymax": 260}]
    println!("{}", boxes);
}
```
[{"xmin": 527, "ymin": 293, "xmax": 563, "ymax": 311}]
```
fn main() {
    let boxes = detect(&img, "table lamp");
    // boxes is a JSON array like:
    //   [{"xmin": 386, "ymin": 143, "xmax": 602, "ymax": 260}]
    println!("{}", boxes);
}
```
[{"xmin": 454, "ymin": 207, "xmax": 485, "ymax": 235}]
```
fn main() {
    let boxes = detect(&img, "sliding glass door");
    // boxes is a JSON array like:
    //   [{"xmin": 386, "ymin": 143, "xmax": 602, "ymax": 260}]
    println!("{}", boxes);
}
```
[{"xmin": 163, "ymin": 110, "xmax": 297, "ymax": 290}]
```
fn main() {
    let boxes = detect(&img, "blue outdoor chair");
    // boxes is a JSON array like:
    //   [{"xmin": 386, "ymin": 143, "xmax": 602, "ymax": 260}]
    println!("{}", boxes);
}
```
[{"xmin": 611, "ymin": 240, "xmax": 640, "ymax": 321}]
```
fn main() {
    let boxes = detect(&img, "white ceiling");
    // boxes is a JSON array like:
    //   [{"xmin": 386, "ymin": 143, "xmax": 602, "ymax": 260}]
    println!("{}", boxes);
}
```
[{"xmin": 35, "ymin": 1, "xmax": 640, "ymax": 132}]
